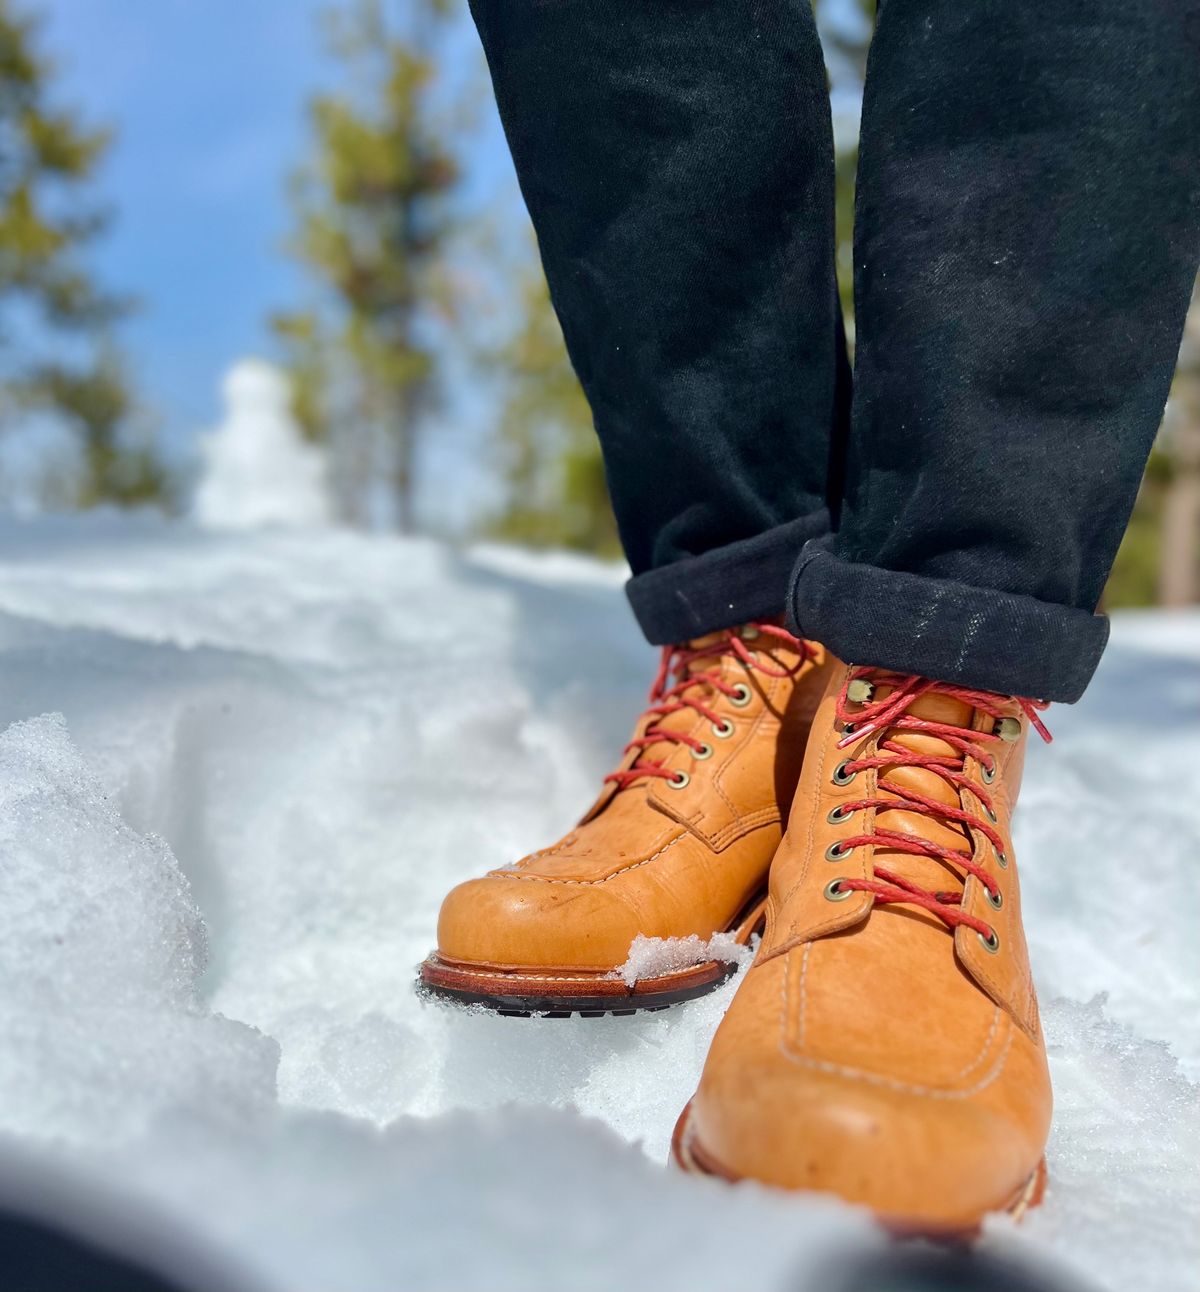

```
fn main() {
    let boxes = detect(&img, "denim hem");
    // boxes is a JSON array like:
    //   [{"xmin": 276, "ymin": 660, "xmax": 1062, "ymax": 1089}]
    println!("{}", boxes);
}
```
[
  {"xmin": 625, "ymin": 510, "xmax": 831, "ymax": 645},
  {"xmin": 787, "ymin": 539, "xmax": 1109, "ymax": 703}
]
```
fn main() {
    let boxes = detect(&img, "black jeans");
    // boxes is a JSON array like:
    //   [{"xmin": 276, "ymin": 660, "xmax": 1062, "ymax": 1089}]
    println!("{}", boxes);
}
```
[{"xmin": 470, "ymin": 0, "xmax": 1200, "ymax": 702}]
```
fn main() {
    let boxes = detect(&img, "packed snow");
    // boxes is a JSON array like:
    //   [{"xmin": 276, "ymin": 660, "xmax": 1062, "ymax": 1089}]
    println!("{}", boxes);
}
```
[{"xmin": 0, "ymin": 513, "xmax": 1195, "ymax": 1292}]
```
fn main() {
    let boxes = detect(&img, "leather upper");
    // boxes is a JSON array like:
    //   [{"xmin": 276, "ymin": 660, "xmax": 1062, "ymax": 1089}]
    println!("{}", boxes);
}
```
[
  {"xmin": 435, "ymin": 631, "xmax": 834, "ymax": 972},
  {"xmin": 689, "ymin": 660, "xmax": 1053, "ymax": 1227}
]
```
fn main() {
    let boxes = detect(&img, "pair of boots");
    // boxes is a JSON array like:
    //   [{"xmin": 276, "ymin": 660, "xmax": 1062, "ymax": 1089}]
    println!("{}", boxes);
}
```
[{"xmin": 421, "ymin": 624, "xmax": 1051, "ymax": 1234}]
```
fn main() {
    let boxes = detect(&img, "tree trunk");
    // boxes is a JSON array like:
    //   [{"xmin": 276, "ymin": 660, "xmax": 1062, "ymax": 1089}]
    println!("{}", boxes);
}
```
[{"xmin": 1160, "ymin": 283, "xmax": 1200, "ymax": 606}]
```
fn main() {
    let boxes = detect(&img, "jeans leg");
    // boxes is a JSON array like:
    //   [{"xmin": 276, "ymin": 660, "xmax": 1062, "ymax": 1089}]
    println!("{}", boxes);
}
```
[
  {"xmin": 789, "ymin": 0, "xmax": 1200, "ymax": 701},
  {"xmin": 470, "ymin": 0, "xmax": 849, "ymax": 643}
]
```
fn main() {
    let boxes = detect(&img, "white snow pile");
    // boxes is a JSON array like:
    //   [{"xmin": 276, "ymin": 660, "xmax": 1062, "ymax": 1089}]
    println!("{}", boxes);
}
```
[
  {"xmin": 194, "ymin": 359, "xmax": 332, "ymax": 530},
  {"xmin": 613, "ymin": 931, "xmax": 751, "ymax": 988},
  {"xmin": 0, "ymin": 513, "xmax": 1195, "ymax": 1292}
]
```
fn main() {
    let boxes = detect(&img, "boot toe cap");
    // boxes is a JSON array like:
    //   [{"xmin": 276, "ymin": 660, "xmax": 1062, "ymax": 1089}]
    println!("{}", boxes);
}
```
[
  {"xmin": 690, "ymin": 966, "xmax": 1047, "ymax": 1228},
  {"xmin": 435, "ymin": 873, "xmax": 647, "ymax": 970}
]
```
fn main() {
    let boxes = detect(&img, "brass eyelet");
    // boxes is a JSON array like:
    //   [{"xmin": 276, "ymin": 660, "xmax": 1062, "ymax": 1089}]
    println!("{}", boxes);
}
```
[
  {"xmin": 729, "ymin": 683, "xmax": 753, "ymax": 708},
  {"xmin": 825, "ymin": 841, "xmax": 854, "ymax": 862},
  {"xmin": 824, "ymin": 878, "xmax": 853, "ymax": 902},
  {"xmin": 978, "ymin": 928, "xmax": 1001, "ymax": 954},
  {"xmin": 741, "ymin": 624, "xmax": 760, "ymax": 640},
  {"xmin": 711, "ymin": 718, "xmax": 736, "ymax": 740},
  {"xmin": 994, "ymin": 846, "xmax": 1009, "ymax": 869},
  {"xmin": 981, "ymin": 761, "xmax": 998, "ymax": 785},
  {"xmin": 985, "ymin": 886, "xmax": 1004, "ymax": 910},
  {"xmin": 827, "ymin": 804, "xmax": 854, "ymax": 825},
  {"xmin": 691, "ymin": 742, "xmax": 713, "ymax": 761},
  {"xmin": 667, "ymin": 770, "xmax": 690, "ymax": 790},
  {"xmin": 984, "ymin": 804, "xmax": 999, "ymax": 825},
  {"xmin": 995, "ymin": 717, "xmax": 1022, "ymax": 743},
  {"xmin": 832, "ymin": 760, "xmax": 857, "ymax": 787}
]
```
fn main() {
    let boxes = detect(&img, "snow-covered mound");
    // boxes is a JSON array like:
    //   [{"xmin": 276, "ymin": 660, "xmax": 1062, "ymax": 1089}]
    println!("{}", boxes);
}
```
[
  {"xmin": 0, "ymin": 513, "xmax": 1194, "ymax": 1292},
  {"xmin": 194, "ymin": 360, "xmax": 332, "ymax": 530}
]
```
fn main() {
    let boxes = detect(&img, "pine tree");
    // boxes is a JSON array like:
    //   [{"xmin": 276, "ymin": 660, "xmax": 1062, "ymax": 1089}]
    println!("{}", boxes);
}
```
[
  {"xmin": 273, "ymin": 0, "xmax": 460, "ymax": 530},
  {"xmin": 0, "ymin": 0, "xmax": 165, "ymax": 508},
  {"xmin": 486, "ymin": 267, "xmax": 619, "ymax": 556}
]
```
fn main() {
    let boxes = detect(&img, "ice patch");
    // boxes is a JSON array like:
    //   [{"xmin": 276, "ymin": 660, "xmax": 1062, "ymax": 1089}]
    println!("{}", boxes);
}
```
[{"xmin": 613, "ymin": 931, "xmax": 752, "ymax": 987}]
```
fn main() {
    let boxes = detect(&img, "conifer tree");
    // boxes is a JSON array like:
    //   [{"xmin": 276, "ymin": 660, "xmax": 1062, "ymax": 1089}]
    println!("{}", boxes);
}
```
[
  {"xmin": 274, "ymin": 0, "xmax": 460, "ymax": 530},
  {"xmin": 0, "ymin": 0, "xmax": 165, "ymax": 507},
  {"xmin": 486, "ymin": 268, "xmax": 619, "ymax": 556}
]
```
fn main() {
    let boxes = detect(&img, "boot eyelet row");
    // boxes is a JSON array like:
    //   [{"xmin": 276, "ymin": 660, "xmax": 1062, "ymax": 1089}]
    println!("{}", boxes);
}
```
[
  {"xmin": 691, "ymin": 742, "xmax": 714, "ymax": 761},
  {"xmin": 668, "ymin": 770, "xmax": 690, "ymax": 790},
  {"xmin": 981, "ymin": 760, "xmax": 998, "ymax": 785},
  {"xmin": 985, "ymin": 886, "xmax": 1004, "ymax": 910},
  {"xmin": 825, "ymin": 841, "xmax": 855, "ymax": 862},
  {"xmin": 832, "ymin": 760, "xmax": 858, "ymax": 787},
  {"xmin": 994, "ymin": 846, "xmax": 1009, "ymax": 869},
  {"xmin": 827, "ymin": 804, "xmax": 855, "ymax": 825},
  {"xmin": 978, "ymin": 928, "xmax": 1001, "ymax": 954},
  {"xmin": 712, "ymin": 718, "xmax": 736, "ymax": 740},
  {"xmin": 729, "ymin": 683, "xmax": 753, "ymax": 708},
  {"xmin": 824, "ymin": 878, "xmax": 854, "ymax": 902}
]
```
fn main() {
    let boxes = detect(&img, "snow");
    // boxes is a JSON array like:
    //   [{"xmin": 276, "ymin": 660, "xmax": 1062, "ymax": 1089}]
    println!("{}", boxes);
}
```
[
  {"xmin": 194, "ymin": 360, "xmax": 332, "ymax": 530},
  {"xmin": 0, "ymin": 513, "xmax": 1194, "ymax": 1291},
  {"xmin": 613, "ymin": 932, "xmax": 751, "ymax": 988}
]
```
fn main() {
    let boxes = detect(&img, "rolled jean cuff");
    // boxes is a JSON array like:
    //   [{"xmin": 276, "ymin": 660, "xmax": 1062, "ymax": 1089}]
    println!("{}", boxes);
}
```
[
  {"xmin": 626, "ymin": 509, "xmax": 831, "ymax": 645},
  {"xmin": 787, "ymin": 539, "xmax": 1110, "ymax": 703}
]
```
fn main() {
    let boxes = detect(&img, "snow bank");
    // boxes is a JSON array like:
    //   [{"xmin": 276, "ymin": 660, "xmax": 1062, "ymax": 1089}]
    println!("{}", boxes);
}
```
[
  {"xmin": 0, "ymin": 713, "xmax": 277, "ymax": 1146},
  {"xmin": 0, "ymin": 514, "xmax": 1194, "ymax": 1291}
]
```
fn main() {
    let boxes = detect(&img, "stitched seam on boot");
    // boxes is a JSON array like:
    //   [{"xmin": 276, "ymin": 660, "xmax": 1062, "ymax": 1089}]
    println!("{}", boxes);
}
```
[
  {"xmin": 433, "ymin": 966, "xmax": 641, "ymax": 984},
  {"xmin": 711, "ymin": 695, "xmax": 772, "ymax": 824},
  {"xmin": 780, "ymin": 947, "xmax": 1015, "ymax": 1099},
  {"xmin": 491, "ymin": 833, "xmax": 685, "ymax": 886}
]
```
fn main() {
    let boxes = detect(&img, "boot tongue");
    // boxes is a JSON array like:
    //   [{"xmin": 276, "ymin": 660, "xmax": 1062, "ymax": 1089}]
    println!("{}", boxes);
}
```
[{"xmin": 870, "ymin": 689, "xmax": 977, "ymax": 894}]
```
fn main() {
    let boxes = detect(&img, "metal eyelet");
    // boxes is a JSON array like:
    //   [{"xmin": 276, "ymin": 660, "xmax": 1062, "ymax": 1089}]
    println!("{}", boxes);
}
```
[
  {"xmin": 832, "ymin": 760, "xmax": 858, "ymax": 787},
  {"xmin": 995, "ymin": 717, "xmax": 1022, "ymax": 743},
  {"xmin": 729, "ymin": 683, "xmax": 753, "ymax": 708},
  {"xmin": 741, "ymin": 624, "xmax": 760, "ymax": 640},
  {"xmin": 985, "ymin": 886, "xmax": 1004, "ymax": 910},
  {"xmin": 691, "ymin": 742, "xmax": 713, "ymax": 761},
  {"xmin": 668, "ymin": 770, "xmax": 690, "ymax": 790},
  {"xmin": 983, "ymin": 804, "xmax": 999, "ymax": 825},
  {"xmin": 825, "ymin": 841, "xmax": 854, "ymax": 862},
  {"xmin": 978, "ymin": 928, "xmax": 1001, "ymax": 954},
  {"xmin": 994, "ymin": 846, "xmax": 1009, "ymax": 869},
  {"xmin": 712, "ymin": 718, "xmax": 736, "ymax": 740},
  {"xmin": 827, "ymin": 804, "xmax": 854, "ymax": 825},
  {"xmin": 981, "ymin": 761, "xmax": 998, "ymax": 785},
  {"xmin": 824, "ymin": 878, "xmax": 853, "ymax": 902}
]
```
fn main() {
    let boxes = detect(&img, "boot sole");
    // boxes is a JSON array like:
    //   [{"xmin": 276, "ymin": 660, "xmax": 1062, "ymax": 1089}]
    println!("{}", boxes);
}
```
[
  {"xmin": 416, "ymin": 889, "xmax": 767, "ymax": 1018},
  {"xmin": 670, "ymin": 1098, "xmax": 1047, "ymax": 1237}
]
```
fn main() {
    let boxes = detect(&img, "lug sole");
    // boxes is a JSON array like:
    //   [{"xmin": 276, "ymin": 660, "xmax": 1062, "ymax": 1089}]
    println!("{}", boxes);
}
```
[
  {"xmin": 670, "ymin": 1098, "xmax": 1047, "ymax": 1237},
  {"xmin": 417, "ymin": 889, "xmax": 767, "ymax": 1018}
]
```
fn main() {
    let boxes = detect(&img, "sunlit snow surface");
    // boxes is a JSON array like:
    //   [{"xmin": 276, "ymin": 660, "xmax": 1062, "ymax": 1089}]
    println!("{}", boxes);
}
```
[{"xmin": 0, "ymin": 514, "xmax": 1195, "ymax": 1292}]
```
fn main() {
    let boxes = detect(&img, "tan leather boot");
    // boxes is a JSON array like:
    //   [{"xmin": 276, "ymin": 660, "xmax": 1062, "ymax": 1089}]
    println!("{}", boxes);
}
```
[
  {"xmin": 420, "ymin": 624, "xmax": 834, "ymax": 1015},
  {"xmin": 673, "ymin": 660, "xmax": 1054, "ymax": 1233}
]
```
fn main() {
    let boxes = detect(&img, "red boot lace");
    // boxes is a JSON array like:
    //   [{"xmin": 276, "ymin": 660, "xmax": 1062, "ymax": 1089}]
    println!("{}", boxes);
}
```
[
  {"xmin": 604, "ymin": 623, "xmax": 813, "ymax": 791},
  {"xmin": 828, "ymin": 669, "xmax": 1051, "ymax": 940}
]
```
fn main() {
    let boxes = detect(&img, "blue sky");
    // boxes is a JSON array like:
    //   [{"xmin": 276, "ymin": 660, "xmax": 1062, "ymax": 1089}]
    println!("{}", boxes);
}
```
[{"xmin": 35, "ymin": 0, "xmax": 515, "ymax": 476}]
